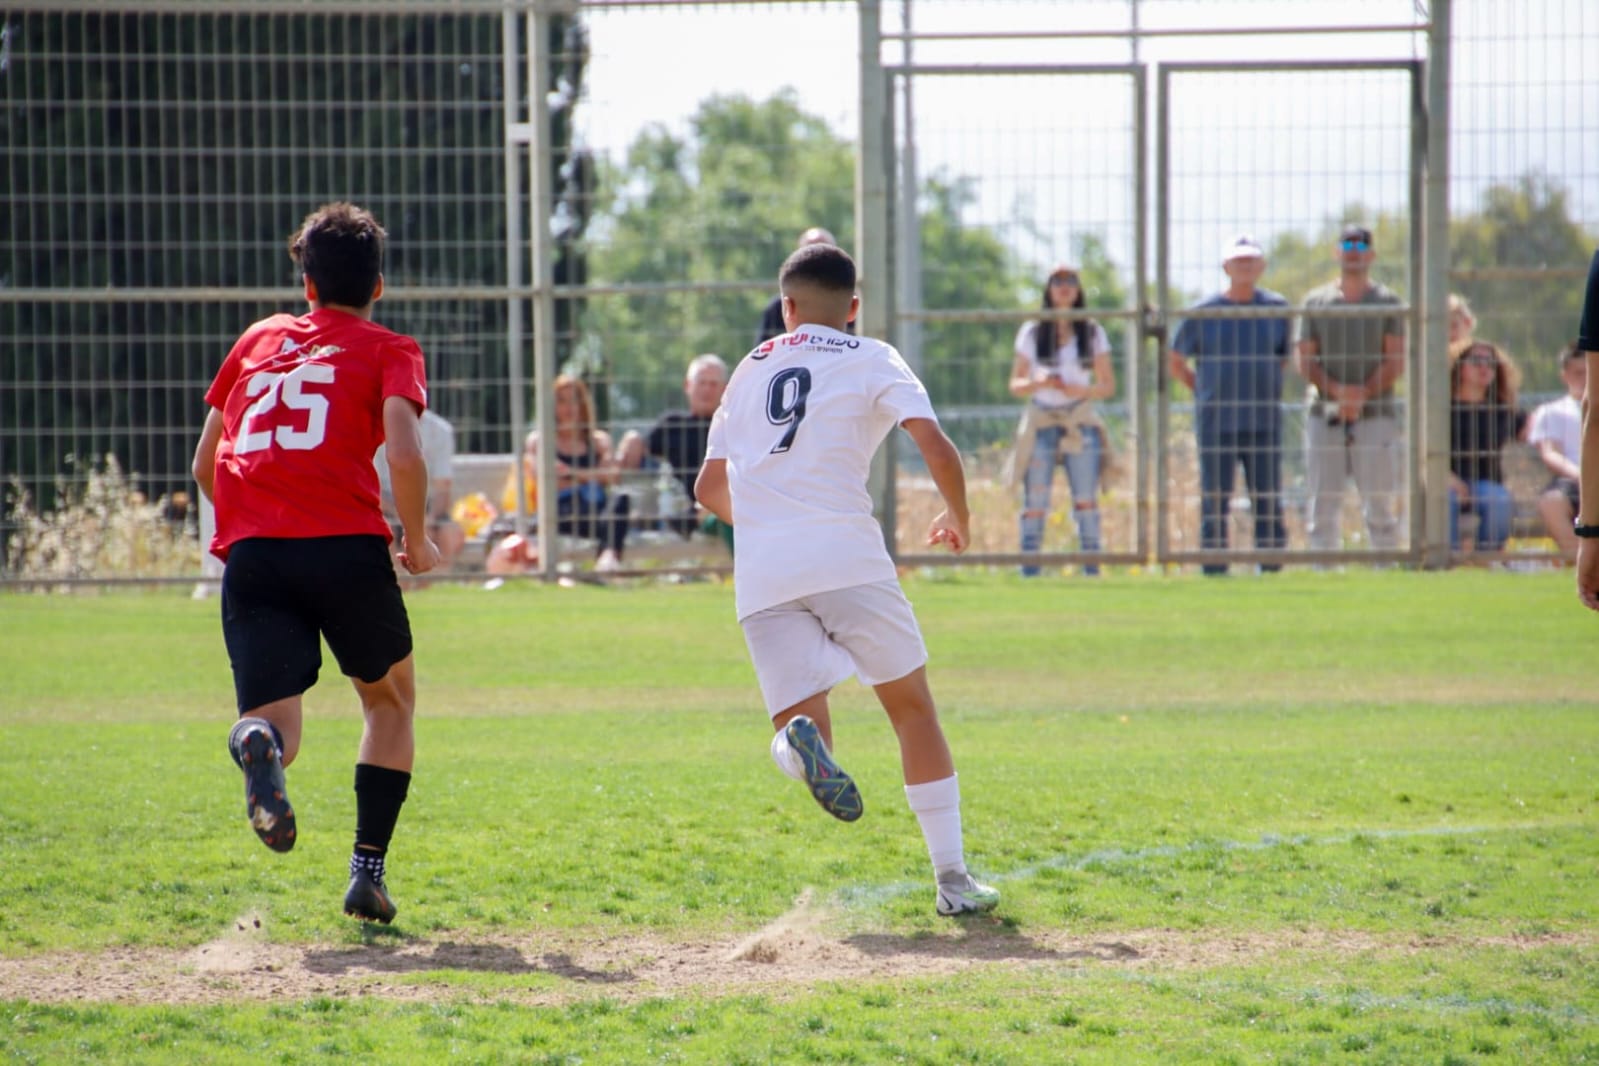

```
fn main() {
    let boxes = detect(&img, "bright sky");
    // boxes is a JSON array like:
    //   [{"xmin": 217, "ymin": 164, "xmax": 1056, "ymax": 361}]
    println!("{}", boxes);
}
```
[{"xmin": 577, "ymin": 1, "xmax": 1596, "ymax": 297}]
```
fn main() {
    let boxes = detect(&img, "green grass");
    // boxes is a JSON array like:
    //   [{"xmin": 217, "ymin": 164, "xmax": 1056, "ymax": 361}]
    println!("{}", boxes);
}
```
[{"xmin": 1, "ymin": 570, "xmax": 1596, "ymax": 1063}]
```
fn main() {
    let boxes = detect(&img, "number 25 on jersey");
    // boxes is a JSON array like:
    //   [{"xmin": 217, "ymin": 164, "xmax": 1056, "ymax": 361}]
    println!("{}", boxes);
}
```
[{"xmin": 236, "ymin": 364, "xmax": 334, "ymax": 454}]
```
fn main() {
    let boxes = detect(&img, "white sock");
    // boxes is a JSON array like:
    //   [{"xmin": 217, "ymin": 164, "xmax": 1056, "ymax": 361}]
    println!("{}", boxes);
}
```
[
  {"xmin": 904, "ymin": 773, "xmax": 965, "ymax": 875},
  {"xmin": 769, "ymin": 727, "xmax": 806, "ymax": 782}
]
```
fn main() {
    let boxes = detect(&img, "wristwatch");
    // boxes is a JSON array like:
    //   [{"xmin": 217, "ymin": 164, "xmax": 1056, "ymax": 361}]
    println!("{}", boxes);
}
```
[{"xmin": 1574, "ymin": 520, "xmax": 1599, "ymax": 539}]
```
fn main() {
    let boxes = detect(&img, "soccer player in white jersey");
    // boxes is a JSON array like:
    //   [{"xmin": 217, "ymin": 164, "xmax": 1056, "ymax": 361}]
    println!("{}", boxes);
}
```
[{"xmin": 695, "ymin": 243, "xmax": 999, "ymax": 916}]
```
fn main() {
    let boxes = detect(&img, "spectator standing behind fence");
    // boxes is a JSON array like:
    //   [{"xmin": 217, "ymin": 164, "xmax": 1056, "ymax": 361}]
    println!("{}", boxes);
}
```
[
  {"xmin": 1448, "ymin": 340, "xmax": 1523, "ymax": 554},
  {"xmin": 756, "ymin": 227, "xmax": 848, "ymax": 345},
  {"xmin": 695, "ymin": 242, "xmax": 999, "ymax": 917},
  {"xmin": 1007, "ymin": 263, "xmax": 1117, "ymax": 577},
  {"xmin": 1572, "ymin": 249, "xmax": 1599, "ymax": 610},
  {"xmin": 1293, "ymin": 224, "xmax": 1407, "ymax": 553},
  {"xmin": 1529, "ymin": 343, "xmax": 1585, "ymax": 562},
  {"xmin": 616, "ymin": 353, "xmax": 731, "ymax": 545},
  {"xmin": 374, "ymin": 408, "xmax": 465, "ymax": 574},
  {"xmin": 1168, "ymin": 235, "xmax": 1292, "ymax": 576},
  {"xmin": 489, "ymin": 374, "xmax": 631, "ymax": 573},
  {"xmin": 190, "ymin": 201, "xmax": 437, "ymax": 925}
]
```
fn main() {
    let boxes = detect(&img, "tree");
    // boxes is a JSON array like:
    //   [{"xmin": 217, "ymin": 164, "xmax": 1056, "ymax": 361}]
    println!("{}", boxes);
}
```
[
  {"xmin": 1448, "ymin": 173, "xmax": 1593, "ymax": 392},
  {"xmin": 582, "ymin": 90, "xmax": 855, "ymax": 420}
]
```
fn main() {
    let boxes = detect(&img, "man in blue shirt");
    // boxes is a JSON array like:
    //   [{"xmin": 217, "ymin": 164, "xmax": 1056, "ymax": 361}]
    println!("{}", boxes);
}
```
[{"xmin": 1169, "ymin": 235, "xmax": 1293, "ymax": 574}]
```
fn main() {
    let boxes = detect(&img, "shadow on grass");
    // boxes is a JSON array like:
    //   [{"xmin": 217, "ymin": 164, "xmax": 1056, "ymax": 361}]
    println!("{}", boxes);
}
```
[
  {"xmin": 845, "ymin": 919, "xmax": 1141, "ymax": 964},
  {"xmin": 302, "ymin": 941, "xmax": 633, "ymax": 984}
]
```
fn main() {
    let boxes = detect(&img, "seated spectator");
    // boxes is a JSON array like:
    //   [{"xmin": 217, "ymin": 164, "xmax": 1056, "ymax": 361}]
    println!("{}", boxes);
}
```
[
  {"xmin": 488, "ymin": 374, "xmax": 631, "ymax": 573},
  {"xmin": 1529, "ymin": 342, "xmax": 1585, "ymax": 561},
  {"xmin": 374, "ymin": 408, "xmax": 466, "ymax": 572},
  {"xmin": 1448, "ymin": 340, "xmax": 1524, "ymax": 553},
  {"xmin": 617, "ymin": 353, "xmax": 728, "ymax": 542}
]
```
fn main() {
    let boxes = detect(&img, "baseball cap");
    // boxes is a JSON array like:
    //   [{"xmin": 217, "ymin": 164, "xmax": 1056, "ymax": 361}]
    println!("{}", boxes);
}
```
[
  {"xmin": 1340, "ymin": 223, "xmax": 1373, "ymax": 245},
  {"xmin": 1222, "ymin": 235, "xmax": 1264, "ymax": 262}
]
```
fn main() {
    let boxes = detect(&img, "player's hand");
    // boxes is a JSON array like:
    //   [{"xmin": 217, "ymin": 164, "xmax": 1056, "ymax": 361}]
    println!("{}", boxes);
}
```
[
  {"xmin": 1577, "ymin": 539, "xmax": 1599, "ymax": 611},
  {"xmin": 927, "ymin": 509, "xmax": 969, "ymax": 555},
  {"xmin": 398, "ymin": 534, "xmax": 442, "ymax": 575}
]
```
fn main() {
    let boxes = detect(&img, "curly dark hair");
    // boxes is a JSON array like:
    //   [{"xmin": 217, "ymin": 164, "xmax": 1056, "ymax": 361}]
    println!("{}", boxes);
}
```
[{"xmin": 288, "ymin": 202, "xmax": 386, "ymax": 309}]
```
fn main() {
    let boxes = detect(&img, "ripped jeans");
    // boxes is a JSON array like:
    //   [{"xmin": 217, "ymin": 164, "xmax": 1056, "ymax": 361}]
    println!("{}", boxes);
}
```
[{"xmin": 1019, "ymin": 424, "xmax": 1102, "ymax": 576}]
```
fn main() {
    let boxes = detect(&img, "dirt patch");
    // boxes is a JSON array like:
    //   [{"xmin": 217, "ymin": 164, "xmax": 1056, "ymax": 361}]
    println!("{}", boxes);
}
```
[{"xmin": 1, "ymin": 900, "xmax": 1590, "ymax": 1007}]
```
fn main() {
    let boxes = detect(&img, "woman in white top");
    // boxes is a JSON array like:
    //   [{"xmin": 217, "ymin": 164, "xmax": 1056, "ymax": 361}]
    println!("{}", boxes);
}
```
[{"xmin": 1007, "ymin": 264, "xmax": 1117, "ymax": 575}]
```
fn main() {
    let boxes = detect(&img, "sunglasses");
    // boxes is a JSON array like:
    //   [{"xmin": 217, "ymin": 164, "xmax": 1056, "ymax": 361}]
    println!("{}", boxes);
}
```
[
  {"xmin": 1340, "ymin": 239, "xmax": 1371, "ymax": 252},
  {"xmin": 1463, "ymin": 352, "xmax": 1497, "ymax": 366},
  {"xmin": 1049, "ymin": 273, "xmax": 1080, "ymax": 287}
]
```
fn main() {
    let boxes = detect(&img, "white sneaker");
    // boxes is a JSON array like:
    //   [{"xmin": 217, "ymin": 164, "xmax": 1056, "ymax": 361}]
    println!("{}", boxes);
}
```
[{"xmin": 935, "ymin": 870, "xmax": 1000, "ymax": 916}]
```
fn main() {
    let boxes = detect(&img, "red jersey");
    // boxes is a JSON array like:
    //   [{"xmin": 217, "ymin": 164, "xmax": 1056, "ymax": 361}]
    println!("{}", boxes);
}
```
[{"xmin": 205, "ymin": 308, "xmax": 428, "ymax": 560}]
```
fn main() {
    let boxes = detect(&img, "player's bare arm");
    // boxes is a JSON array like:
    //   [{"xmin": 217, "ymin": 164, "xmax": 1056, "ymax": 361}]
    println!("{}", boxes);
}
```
[
  {"xmin": 1167, "ymin": 349, "xmax": 1196, "ymax": 391},
  {"xmin": 694, "ymin": 457, "xmax": 732, "ymax": 526},
  {"xmin": 1576, "ymin": 349, "xmax": 1599, "ymax": 610},
  {"xmin": 383, "ymin": 396, "xmax": 440, "ymax": 575},
  {"xmin": 901, "ymin": 417, "xmax": 970, "ymax": 554},
  {"xmin": 191, "ymin": 408, "xmax": 225, "ymax": 502}
]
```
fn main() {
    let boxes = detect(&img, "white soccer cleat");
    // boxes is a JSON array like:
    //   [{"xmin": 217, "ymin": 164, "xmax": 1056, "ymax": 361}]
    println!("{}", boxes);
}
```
[{"xmin": 935, "ymin": 870, "xmax": 1000, "ymax": 916}]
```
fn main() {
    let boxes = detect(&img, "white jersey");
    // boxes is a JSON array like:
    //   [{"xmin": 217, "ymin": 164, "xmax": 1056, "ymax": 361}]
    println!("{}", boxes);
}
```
[
  {"xmin": 706, "ymin": 323, "xmax": 937, "ymax": 619},
  {"xmin": 1528, "ymin": 394, "xmax": 1581, "ymax": 466},
  {"xmin": 1013, "ymin": 320, "xmax": 1109, "ymax": 409}
]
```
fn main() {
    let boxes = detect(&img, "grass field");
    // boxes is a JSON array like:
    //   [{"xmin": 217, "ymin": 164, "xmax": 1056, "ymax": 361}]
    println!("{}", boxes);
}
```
[{"xmin": 1, "ymin": 569, "xmax": 1596, "ymax": 1064}]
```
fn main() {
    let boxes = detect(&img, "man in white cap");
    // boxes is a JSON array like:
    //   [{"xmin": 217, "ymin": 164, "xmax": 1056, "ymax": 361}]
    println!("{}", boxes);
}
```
[{"xmin": 1169, "ymin": 235, "xmax": 1293, "ymax": 574}]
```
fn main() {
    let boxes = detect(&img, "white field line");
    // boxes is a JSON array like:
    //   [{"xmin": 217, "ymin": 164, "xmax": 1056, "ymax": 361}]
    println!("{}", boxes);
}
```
[
  {"xmin": 1108, "ymin": 969, "xmax": 1599, "ymax": 1027},
  {"xmin": 836, "ymin": 822, "xmax": 1576, "ymax": 908}
]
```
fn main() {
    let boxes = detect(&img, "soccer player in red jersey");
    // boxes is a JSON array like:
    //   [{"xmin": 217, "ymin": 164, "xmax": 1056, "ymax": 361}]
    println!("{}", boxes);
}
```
[{"xmin": 192, "ymin": 202, "xmax": 439, "ymax": 923}]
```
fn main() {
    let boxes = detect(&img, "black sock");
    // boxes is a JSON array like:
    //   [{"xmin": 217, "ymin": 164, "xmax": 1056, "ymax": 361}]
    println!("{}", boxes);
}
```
[
  {"xmin": 228, "ymin": 717, "xmax": 285, "ymax": 769},
  {"xmin": 353, "ymin": 763, "xmax": 411, "ymax": 856}
]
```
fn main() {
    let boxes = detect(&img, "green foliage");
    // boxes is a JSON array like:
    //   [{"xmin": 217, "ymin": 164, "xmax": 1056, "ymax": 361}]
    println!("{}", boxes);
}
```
[
  {"xmin": 584, "ymin": 90, "xmax": 856, "ymax": 417},
  {"xmin": 1449, "ymin": 173, "xmax": 1593, "ymax": 390}
]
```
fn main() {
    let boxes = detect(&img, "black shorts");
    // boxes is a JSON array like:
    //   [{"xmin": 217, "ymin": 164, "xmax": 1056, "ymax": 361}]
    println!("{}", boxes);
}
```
[
  {"xmin": 1551, "ymin": 476, "xmax": 1580, "ymax": 514},
  {"xmin": 220, "ymin": 535, "xmax": 412, "ymax": 713}
]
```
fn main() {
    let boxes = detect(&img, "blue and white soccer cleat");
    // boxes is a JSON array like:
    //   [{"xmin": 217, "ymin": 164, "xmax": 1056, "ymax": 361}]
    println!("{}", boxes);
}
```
[{"xmin": 784, "ymin": 715, "xmax": 864, "ymax": 822}]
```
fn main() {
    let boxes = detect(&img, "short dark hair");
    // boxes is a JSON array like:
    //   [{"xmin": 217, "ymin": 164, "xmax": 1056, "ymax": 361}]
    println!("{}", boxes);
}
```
[
  {"xmin": 288, "ymin": 202, "xmax": 386, "ymax": 308},
  {"xmin": 1339, "ymin": 223, "xmax": 1373, "ymax": 245},
  {"xmin": 779, "ymin": 242, "xmax": 855, "ymax": 294}
]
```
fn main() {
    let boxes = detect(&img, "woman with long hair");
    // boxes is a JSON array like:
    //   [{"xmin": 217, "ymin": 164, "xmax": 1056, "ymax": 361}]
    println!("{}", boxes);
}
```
[
  {"xmin": 491, "ymin": 374, "xmax": 631, "ymax": 572},
  {"xmin": 1447, "ymin": 340, "xmax": 1523, "ymax": 553},
  {"xmin": 1007, "ymin": 264, "xmax": 1117, "ymax": 576}
]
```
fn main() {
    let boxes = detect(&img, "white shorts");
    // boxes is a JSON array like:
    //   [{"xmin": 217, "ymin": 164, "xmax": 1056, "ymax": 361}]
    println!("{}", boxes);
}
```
[{"xmin": 740, "ymin": 580, "xmax": 928, "ymax": 718}]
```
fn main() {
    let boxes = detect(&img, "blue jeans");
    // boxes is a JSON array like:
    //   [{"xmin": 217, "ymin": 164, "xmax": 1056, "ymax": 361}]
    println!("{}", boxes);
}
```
[
  {"xmin": 1020, "ymin": 424, "xmax": 1102, "ymax": 576},
  {"xmin": 1449, "ymin": 480, "xmax": 1512, "ymax": 551},
  {"xmin": 1199, "ymin": 428, "xmax": 1286, "ymax": 575}
]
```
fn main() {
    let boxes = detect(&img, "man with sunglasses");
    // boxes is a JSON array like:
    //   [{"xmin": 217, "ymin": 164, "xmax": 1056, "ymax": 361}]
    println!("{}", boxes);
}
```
[{"xmin": 1294, "ymin": 223, "xmax": 1407, "ymax": 555}]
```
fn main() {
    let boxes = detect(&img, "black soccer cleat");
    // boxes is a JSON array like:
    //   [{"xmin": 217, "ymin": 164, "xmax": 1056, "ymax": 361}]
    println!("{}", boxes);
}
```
[
  {"xmin": 237, "ymin": 725, "xmax": 296, "ymax": 853},
  {"xmin": 343, "ymin": 868, "xmax": 398, "ymax": 924}
]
